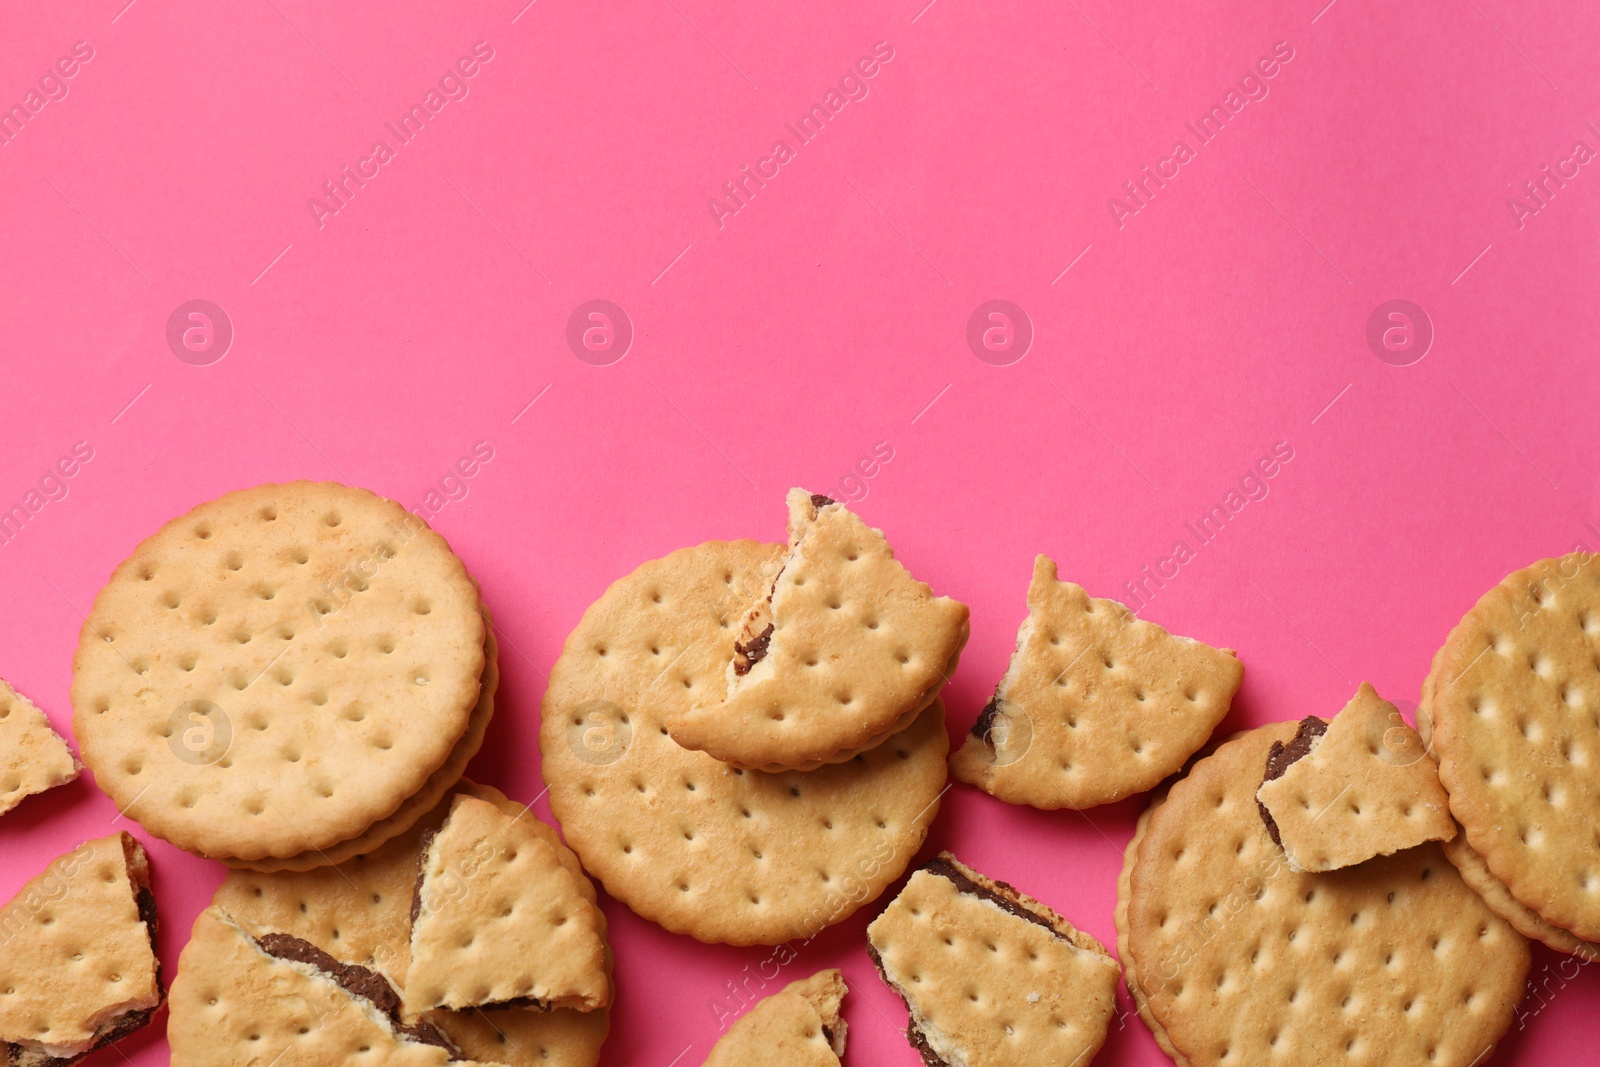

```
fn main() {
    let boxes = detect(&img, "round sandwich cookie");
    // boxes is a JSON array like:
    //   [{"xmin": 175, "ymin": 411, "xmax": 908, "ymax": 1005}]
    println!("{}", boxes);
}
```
[
  {"xmin": 73, "ymin": 482, "xmax": 486, "ymax": 864},
  {"xmin": 1424, "ymin": 552, "xmax": 1600, "ymax": 945},
  {"xmin": 209, "ymin": 780, "xmax": 610, "ymax": 1067},
  {"xmin": 1119, "ymin": 721, "xmax": 1528, "ymax": 1067},
  {"xmin": 541, "ymin": 540, "xmax": 951, "ymax": 946}
]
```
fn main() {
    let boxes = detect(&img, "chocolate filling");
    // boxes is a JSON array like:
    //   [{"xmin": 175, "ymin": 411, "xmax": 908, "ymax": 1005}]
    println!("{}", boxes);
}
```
[
  {"xmin": 1257, "ymin": 716, "xmax": 1329, "ymax": 848},
  {"xmin": 866, "ymin": 857, "xmax": 1072, "ymax": 1067},
  {"xmin": 969, "ymin": 694, "xmax": 1004, "ymax": 740},
  {"xmin": 410, "ymin": 826, "xmax": 439, "ymax": 927},
  {"xmin": 255, "ymin": 932, "xmax": 452, "ymax": 1051},
  {"xmin": 866, "ymin": 943, "xmax": 946, "ymax": 1067},
  {"xmin": 3, "ymin": 884, "xmax": 164, "ymax": 1067},
  {"xmin": 732, "ymin": 623, "xmax": 775, "ymax": 676},
  {"xmin": 922, "ymin": 857, "xmax": 1065, "ymax": 940},
  {"xmin": 809, "ymin": 494, "xmax": 837, "ymax": 508}
]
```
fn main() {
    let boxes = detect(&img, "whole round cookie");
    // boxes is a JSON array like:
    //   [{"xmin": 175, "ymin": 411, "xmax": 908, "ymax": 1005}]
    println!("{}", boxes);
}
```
[
  {"xmin": 211, "ymin": 780, "xmax": 609, "ymax": 1067},
  {"xmin": 73, "ymin": 482, "xmax": 485, "ymax": 862},
  {"xmin": 541, "ymin": 540, "xmax": 951, "ymax": 946},
  {"xmin": 1121, "ymin": 722, "xmax": 1528, "ymax": 1067},
  {"xmin": 1425, "ymin": 552, "xmax": 1600, "ymax": 942}
]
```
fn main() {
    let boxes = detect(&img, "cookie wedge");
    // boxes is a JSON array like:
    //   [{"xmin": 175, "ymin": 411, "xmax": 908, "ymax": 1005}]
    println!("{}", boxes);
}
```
[
  {"xmin": 1256, "ymin": 684, "xmax": 1455, "ymax": 872},
  {"xmin": 702, "ymin": 969, "xmax": 847, "ymax": 1067},
  {"xmin": 0, "ymin": 833, "xmax": 162, "ymax": 1066},
  {"xmin": 0, "ymin": 676, "xmax": 79, "ymax": 817},
  {"xmin": 403, "ymin": 793, "xmax": 608, "ymax": 1014},
  {"xmin": 952, "ymin": 555, "xmax": 1241, "ymax": 809},
  {"xmin": 867, "ymin": 852, "xmax": 1119, "ymax": 1067}
]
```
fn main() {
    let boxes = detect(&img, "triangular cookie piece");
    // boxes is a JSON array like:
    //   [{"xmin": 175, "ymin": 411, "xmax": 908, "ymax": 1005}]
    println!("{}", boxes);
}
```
[
  {"xmin": 404, "ymin": 794, "xmax": 609, "ymax": 1015},
  {"xmin": 0, "ymin": 676, "xmax": 79, "ymax": 817},
  {"xmin": 1256, "ymin": 683, "xmax": 1456, "ymax": 872},
  {"xmin": 0, "ymin": 833, "xmax": 161, "ymax": 1066},
  {"xmin": 951, "ymin": 555, "xmax": 1242, "ymax": 809},
  {"xmin": 669, "ymin": 488, "xmax": 969, "ymax": 771},
  {"xmin": 702, "ymin": 969, "xmax": 847, "ymax": 1067},
  {"xmin": 168, "ymin": 906, "xmax": 506, "ymax": 1066},
  {"xmin": 867, "ymin": 852, "xmax": 1120, "ymax": 1067}
]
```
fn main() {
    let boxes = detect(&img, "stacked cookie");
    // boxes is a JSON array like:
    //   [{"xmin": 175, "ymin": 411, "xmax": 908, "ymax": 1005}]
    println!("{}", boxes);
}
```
[
  {"xmin": 1118, "ymin": 718, "xmax": 1529, "ymax": 1066},
  {"xmin": 1425, "ymin": 554, "xmax": 1600, "ymax": 959},
  {"xmin": 169, "ymin": 780, "xmax": 612, "ymax": 1067},
  {"xmin": 540, "ymin": 490, "xmax": 967, "ymax": 945},
  {"xmin": 70, "ymin": 483, "xmax": 494, "ymax": 870}
]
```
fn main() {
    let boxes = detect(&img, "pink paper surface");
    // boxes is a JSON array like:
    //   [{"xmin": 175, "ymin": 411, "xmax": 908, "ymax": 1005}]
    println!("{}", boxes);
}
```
[{"xmin": 2, "ymin": 0, "xmax": 1598, "ymax": 1062}]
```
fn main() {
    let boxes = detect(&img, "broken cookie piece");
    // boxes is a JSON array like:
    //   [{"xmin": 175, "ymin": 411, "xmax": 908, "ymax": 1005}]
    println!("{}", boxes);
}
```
[
  {"xmin": 168, "ymin": 906, "xmax": 509, "ymax": 1066},
  {"xmin": 867, "ymin": 852, "xmax": 1119, "ymax": 1067},
  {"xmin": 1256, "ymin": 683, "xmax": 1456, "ymax": 872},
  {"xmin": 951, "ymin": 555, "xmax": 1242, "ymax": 809},
  {"xmin": 669, "ymin": 488, "xmax": 969, "ymax": 771},
  {"xmin": 403, "ymin": 793, "xmax": 609, "ymax": 1015},
  {"xmin": 0, "ymin": 833, "xmax": 162, "ymax": 1067},
  {"xmin": 701, "ymin": 969, "xmax": 847, "ymax": 1067},
  {"xmin": 0, "ymin": 676, "xmax": 79, "ymax": 818}
]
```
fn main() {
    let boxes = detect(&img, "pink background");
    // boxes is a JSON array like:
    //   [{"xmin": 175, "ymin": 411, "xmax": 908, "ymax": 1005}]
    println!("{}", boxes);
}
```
[{"xmin": 3, "ymin": 0, "xmax": 1598, "ymax": 1062}]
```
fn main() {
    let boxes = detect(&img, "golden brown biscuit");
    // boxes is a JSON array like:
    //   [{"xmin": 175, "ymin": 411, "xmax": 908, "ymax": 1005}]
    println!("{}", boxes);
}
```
[
  {"xmin": 1257, "ymin": 683, "xmax": 1455, "ymax": 872},
  {"xmin": 701, "ymin": 969, "xmax": 847, "ymax": 1067},
  {"xmin": 952, "ymin": 555, "xmax": 1242, "ymax": 809},
  {"xmin": 0, "ymin": 675, "xmax": 78, "ymax": 817},
  {"xmin": 867, "ymin": 853, "xmax": 1119, "ymax": 1067},
  {"xmin": 73, "ymin": 482, "xmax": 485, "ymax": 863},
  {"xmin": 1426, "ymin": 552, "xmax": 1600, "ymax": 942},
  {"xmin": 404, "ymin": 794, "xmax": 608, "ymax": 1014},
  {"xmin": 0, "ymin": 834, "xmax": 161, "ymax": 1065},
  {"xmin": 667, "ymin": 490, "xmax": 968, "ymax": 771}
]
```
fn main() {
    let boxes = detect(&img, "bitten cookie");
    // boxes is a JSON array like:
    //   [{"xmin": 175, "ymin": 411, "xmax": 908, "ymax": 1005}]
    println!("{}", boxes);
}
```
[
  {"xmin": 72, "ymin": 482, "xmax": 486, "ymax": 863},
  {"xmin": 404, "ymin": 793, "xmax": 609, "ymax": 1014},
  {"xmin": 541, "ymin": 540, "xmax": 950, "ymax": 946},
  {"xmin": 1256, "ymin": 683, "xmax": 1455, "ymax": 872},
  {"xmin": 1425, "ymin": 552, "xmax": 1600, "ymax": 943},
  {"xmin": 866, "ymin": 853, "xmax": 1119, "ymax": 1067},
  {"xmin": 951, "ymin": 555, "xmax": 1242, "ymax": 809},
  {"xmin": 168, "ymin": 907, "xmax": 505, "ymax": 1066},
  {"xmin": 210, "ymin": 780, "xmax": 610, "ymax": 1067},
  {"xmin": 0, "ymin": 833, "xmax": 162, "ymax": 1066},
  {"xmin": 1120, "ymin": 721, "xmax": 1528, "ymax": 1067},
  {"xmin": 701, "ymin": 969, "xmax": 847, "ymax": 1067},
  {"xmin": 666, "ymin": 490, "xmax": 968, "ymax": 771},
  {"xmin": 0, "ymin": 675, "xmax": 79, "ymax": 817}
]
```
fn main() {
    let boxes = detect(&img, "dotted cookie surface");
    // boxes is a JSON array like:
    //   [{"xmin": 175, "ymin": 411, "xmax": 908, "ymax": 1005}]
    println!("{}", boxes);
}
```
[
  {"xmin": 228, "ymin": 623, "xmax": 498, "ymax": 873},
  {"xmin": 1425, "ymin": 552, "xmax": 1600, "ymax": 942},
  {"xmin": 952, "ymin": 555, "xmax": 1241, "ymax": 809},
  {"xmin": 702, "ymin": 969, "xmax": 847, "ymax": 1067},
  {"xmin": 0, "ymin": 833, "xmax": 161, "ymax": 1057},
  {"xmin": 541, "ymin": 540, "xmax": 950, "ymax": 946},
  {"xmin": 72, "ymin": 482, "xmax": 485, "ymax": 862},
  {"xmin": 668, "ymin": 490, "xmax": 968, "ymax": 771},
  {"xmin": 0, "ymin": 675, "xmax": 79, "ymax": 817},
  {"xmin": 1121, "ymin": 722, "xmax": 1528, "ymax": 1067}
]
